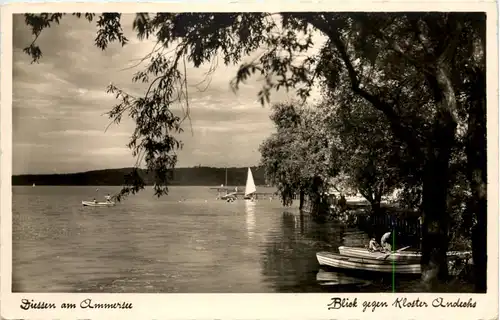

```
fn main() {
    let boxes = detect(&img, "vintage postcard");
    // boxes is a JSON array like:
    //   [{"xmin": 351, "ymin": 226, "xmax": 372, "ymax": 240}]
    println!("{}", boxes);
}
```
[{"xmin": 1, "ymin": 1, "xmax": 498, "ymax": 319}]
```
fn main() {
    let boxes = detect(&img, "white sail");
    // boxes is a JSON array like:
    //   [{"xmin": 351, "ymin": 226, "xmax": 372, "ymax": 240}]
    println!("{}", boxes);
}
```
[{"xmin": 244, "ymin": 167, "xmax": 257, "ymax": 196}]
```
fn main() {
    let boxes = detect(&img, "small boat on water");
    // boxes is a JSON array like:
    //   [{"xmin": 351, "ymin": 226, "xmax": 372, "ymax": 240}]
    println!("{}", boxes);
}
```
[
  {"xmin": 316, "ymin": 251, "xmax": 421, "ymax": 275},
  {"xmin": 82, "ymin": 201, "xmax": 115, "ymax": 207},
  {"xmin": 244, "ymin": 167, "xmax": 257, "ymax": 200},
  {"xmin": 338, "ymin": 246, "xmax": 472, "ymax": 263},
  {"xmin": 220, "ymin": 192, "xmax": 237, "ymax": 201},
  {"xmin": 215, "ymin": 168, "xmax": 239, "ymax": 201}
]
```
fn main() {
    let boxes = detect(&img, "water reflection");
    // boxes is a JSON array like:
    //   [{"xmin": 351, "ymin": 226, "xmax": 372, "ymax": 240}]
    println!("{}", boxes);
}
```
[
  {"xmin": 260, "ymin": 211, "xmax": 337, "ymax": 292},
  {"xmin": 259, "ymin": 211, "xmax": 393, "ymax": 292},
  {"xmin": 316, "ymin": 268, "xmax": 371, "ymax": 288},
  {"xmin": 245, "ymin": 200, "xmax": 256, "ymax": 239}
]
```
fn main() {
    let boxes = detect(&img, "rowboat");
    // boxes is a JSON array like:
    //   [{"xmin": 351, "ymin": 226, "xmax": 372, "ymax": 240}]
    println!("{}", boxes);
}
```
[
  {"xmin": 338, "ymin": 246, "xmax": 472, "ymax": 263},
  {"xmin": 82, "ymin": 201, "xmax": 115, "ymax": 207},
  {"xmin": 220, "ymin": 193, "xmax": 237, "ymax": 201},
  {"xmin": 316, "ymin": 251, "xmax": 421, "ymax": 275},
  {"xmin": 339, "ymin": 246, "xmax": 421, "ymax": 263}
]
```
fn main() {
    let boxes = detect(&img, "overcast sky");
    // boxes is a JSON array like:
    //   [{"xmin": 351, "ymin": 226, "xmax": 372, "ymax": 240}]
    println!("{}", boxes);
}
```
[{"xmin": 12, "ymin": 14, "xmax": 322, "ymax": 174}]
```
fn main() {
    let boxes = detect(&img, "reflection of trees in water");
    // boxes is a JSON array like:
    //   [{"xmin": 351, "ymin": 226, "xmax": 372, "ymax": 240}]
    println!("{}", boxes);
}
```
[
  {"xmin": 260, "ymin": 211, "xmax": 347, "ymax": 292},
  {"xmin": 260, "ymin": 211, "xmax": 447, "ymax": 293}
]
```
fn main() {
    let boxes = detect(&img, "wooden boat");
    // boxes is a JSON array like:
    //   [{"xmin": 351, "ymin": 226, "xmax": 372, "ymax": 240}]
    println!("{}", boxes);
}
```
[
  {"xmin": 82, "ymin": 201, "xmax": 115, "ymax": 207},
  {"xmin": 338, "ymin": 246, "xmax": 472, "ymax": 263},
  {"xmin": 316, "ymin": 251, "xmax": 421, "ymax": 275},
  {"xmin": 316, "ymin": 269, "xmax": 371, "ymax": 287}
]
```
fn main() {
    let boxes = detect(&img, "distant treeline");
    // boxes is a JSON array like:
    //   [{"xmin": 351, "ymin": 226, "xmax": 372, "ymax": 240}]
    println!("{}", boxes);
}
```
[{"xmin": 12, "ymin": 166, "xmax": 267, "ymax": 186}]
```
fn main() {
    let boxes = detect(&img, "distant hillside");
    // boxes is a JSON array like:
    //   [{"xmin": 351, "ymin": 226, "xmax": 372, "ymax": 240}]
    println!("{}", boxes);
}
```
[{"xmin": 12, "ymin": 166, "xmax": 268, "ymax": 186}]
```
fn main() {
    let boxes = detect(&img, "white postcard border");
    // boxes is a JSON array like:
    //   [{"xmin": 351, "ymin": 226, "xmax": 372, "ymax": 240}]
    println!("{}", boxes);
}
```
[{"xmin": 1, "ymin": 2, "xmax": 498, "ymax": 319}]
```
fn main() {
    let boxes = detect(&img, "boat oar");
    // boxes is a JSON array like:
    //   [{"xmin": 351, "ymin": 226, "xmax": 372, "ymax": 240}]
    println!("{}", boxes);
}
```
[{"xmin": 382, "ymin": 246, "xmax": 410, "ymax": 260}]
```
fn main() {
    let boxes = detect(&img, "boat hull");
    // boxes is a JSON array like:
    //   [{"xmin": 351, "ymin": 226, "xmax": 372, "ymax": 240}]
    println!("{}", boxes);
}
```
[
  {"xmin": 219, "ymin": 192, "xmax": 237, "ymax": 200},
  {"xmin": 316, "ymin": 251, "xmax": 421, "ymax": 275},
  {"xmin": 82, "ymin": 201, "xmax": 115, "ymax": 207},
  {"xmin": 338, "ymin": 246, "xmax": 471, "ymax": 263}
]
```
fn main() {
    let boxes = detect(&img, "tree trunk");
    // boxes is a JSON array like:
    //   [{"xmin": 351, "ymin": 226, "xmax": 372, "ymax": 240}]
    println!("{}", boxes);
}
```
[
  {"xmin": 299, "ymin": 190, "xmax": 305, "ymax": 211},
  {"xmin": 310, "ymin": 177, "xmax": 324, "ymax": 217},
  {"xmin": 372, "ymin": 192, "xmax": 383, "ymax": 215},
  {"xmin": 420, "ymin": 114, "xmax": 456, "ymax": 290},
  {"xmin": 420, "ymin": 160, "xmax": 451, "ymax": 290},
  {"xmin": 418, "ymin": 24, "xmax": 461, "ymax": 289},
  {"xmin": 471, "ymin": 198, "xmax": 486, "ymax": 292},
  {"xmin": 360, "ymin": 188, "xmax": 382, "ymax": 216},
  {"xmin": 466, "ymin": 67, "xmax": 487, "ymax": 293}
]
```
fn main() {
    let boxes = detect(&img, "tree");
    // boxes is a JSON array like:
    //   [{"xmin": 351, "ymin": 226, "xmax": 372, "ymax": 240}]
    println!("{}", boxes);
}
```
[
  {"xmin": 259, "ymin": 103, "xmax": 304, "ymax": 207},
  {"xmin": 322, "ymin": 94, "xmax": 403, "ymax": 214},
  {"xmin": 259, "ymin": 102, "xmax": 337, "ymax": 211},
  {"xmin": 304, "ymin": 13, "xmax": 485, "ymax": 290},
  {"xmin": 22, "ymin": 12, "xmax": 486, "ymax": 291}
]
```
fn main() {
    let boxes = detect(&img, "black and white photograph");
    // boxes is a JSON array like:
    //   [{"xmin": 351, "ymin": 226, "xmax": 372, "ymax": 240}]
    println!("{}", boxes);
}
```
[{"xmin": 1, "ymin": 3, "xmax": 498, "ymax": 319}]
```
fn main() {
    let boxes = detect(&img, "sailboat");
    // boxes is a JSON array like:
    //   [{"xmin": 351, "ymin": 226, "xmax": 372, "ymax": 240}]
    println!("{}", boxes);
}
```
[
  {"xmin": 244, "ymin": 167, "xmax": 257, "ymax": 200},
  {"xmin": 219, "ymin": 167, "xmax": 237, "ymax": 201}
]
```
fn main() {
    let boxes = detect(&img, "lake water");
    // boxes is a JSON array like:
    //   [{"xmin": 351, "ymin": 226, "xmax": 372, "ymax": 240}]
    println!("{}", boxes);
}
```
[{"xmin": 12, "ymin": 186, "xmax": 466, "ymax": 293}]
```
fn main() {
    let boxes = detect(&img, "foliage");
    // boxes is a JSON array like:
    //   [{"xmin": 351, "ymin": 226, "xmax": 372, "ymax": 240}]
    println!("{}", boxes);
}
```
[
  {"xmin": 259, "ymin": 102, "xmax": 337, "ymax": 206},
  {"xmin": 23, "ymin": 12, "xmax": 319, "ymax": 199},
  {"xmin": 23, "ymin": 12, "xmax": 486, "ymax": 289},
  {"xmin": 22, "ymin": 12, "xmax": 483, "ymax": 198},
  {"xmin": 321, "ymin": 95, "xmax": 403, "ymax": 208},
  {"xmin": 21, "ymin": 12, "xmax": 485, "ymax": 192},
  {"xmin": 260, "ymin": 96, "xmax": 404, "ymax": 213}
]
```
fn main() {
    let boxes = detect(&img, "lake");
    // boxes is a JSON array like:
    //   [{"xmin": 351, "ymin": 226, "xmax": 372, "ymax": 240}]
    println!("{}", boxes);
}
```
[{"xmin": 11, "ymin": 186, "xmax": 462, "ymax": 293}]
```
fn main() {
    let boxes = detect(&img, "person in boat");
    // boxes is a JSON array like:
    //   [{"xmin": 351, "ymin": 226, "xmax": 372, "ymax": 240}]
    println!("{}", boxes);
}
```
[
  {"xmin": 368, "ymin": 237, "xmax": 382, "ymax": 252},
  {"xmin": 93, "ymin": 198, "xmax": 97, "ymax": 204},
  {"xmin": 105, "ymin": 194, "xmax": 111, "ymax": 202},
  {"xmin": 380, "ymin": 231, "xmax": 392, "ymax": 252}
]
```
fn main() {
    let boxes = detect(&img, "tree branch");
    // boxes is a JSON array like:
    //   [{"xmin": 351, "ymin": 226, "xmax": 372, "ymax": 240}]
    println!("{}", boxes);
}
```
[
  {"xmin": 294, "ymin": 14, "xmax": 424, "ymax": 158},
  {"xmin": 330, "ymin": 34, "xmax": 422, "ymax": 156},
  {"xmin": 371, "ymin": 28, "xmax": 435, "ymax": 77}
]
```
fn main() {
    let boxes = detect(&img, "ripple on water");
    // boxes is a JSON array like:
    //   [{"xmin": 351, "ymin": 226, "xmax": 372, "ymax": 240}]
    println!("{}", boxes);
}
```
[{"xmin": 13, "ymin": 186, "xmax": 456, "ymax": 293}]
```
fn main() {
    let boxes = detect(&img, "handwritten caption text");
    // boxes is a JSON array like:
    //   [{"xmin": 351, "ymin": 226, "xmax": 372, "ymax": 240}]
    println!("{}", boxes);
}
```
[{"xmin": 327, "ymin": 297, "xmax": 477, "ymax": 312}]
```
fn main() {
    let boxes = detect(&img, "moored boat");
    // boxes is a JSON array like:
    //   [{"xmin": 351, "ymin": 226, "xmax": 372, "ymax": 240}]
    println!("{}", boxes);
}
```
[
  {"xmin": 82, "ymin": 201, "xmax": 115, "ymax": 207},
  {"xmin": 338, "ymin": 246, "xmax": 472, "ymax": 263},
  {"xmin": 316, "ymin": 251, "xmax": 421, "ymax": 275}
]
